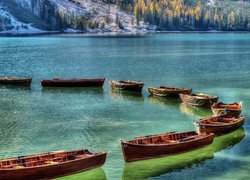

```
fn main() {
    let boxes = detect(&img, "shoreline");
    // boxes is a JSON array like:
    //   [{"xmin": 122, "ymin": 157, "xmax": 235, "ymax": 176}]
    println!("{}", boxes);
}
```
[{"xmin": 0, "ymin": 30, "xmax": 249, "ymax": 37}]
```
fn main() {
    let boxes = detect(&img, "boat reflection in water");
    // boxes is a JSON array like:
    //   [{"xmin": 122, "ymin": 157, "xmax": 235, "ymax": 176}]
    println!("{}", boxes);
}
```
[
  {"xmin": 179, "ymin": 102, "xmax": 213, "ymax": 118},
  {"xmin": 42, "ymin": 87, "xmax": 105, "ymax": 97},
  {"xmin": 0, "ymin": 85, "xmax": 31, "ymax": 91},
  {"xmin": 109, "ymin": 89, "xmax": 144, "ymax": 103},
  {"xmin": 148, "ymin": 95, "xmax": 179, "ymax": 109},
  {"xmin": 122, "ymin": 128, "xmax": 245, "ymax": 180},
  {"xmin": 55, "ymin": 167, "xmax": 106, "ymax": 180}
]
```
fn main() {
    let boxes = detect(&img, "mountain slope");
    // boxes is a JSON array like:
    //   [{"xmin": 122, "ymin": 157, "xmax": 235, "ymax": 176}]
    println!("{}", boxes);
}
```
[
  {"xmin": 0, "ymin": 4, "xmax": 46, "ymax": 34},
  {"xmin": 0, "ymin": 0, "xmax": 138, "ymax": 34},
  {"xmin": 0, "ymin": 0, "xmax": 249, "ymax": 35}
]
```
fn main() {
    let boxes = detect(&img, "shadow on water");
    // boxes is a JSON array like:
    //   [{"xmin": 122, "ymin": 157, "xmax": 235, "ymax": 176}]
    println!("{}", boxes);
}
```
[
  {"xmin": 56, "ymin": 167, "xmax": 107, "ymax": 180},
  {"xmin": 147, "ymin": 95, "xmax": 180, "ymax": 109},
  {"xmin": 109, "ymin": 89, "xmax": 144, "ymax": 103},
  {"xmin": 179, "ymin": 103, "xmax": 213, "ymax": 118},
  {"xmin": 122, "ymin": 128, "xmax": 245, "ymax": 180}
]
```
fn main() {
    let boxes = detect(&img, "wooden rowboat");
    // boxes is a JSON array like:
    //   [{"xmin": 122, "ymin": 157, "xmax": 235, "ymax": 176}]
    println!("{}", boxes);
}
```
[
  {"xmin": 0, "ymin": 77, "xmax": 32, "ymax": 86},
  {"xmin": 109, "ymin": 80, "xmax": 144, "ymax": 92},
  {"xmin": 0, "ymin": 149, "xmax": 107, "ymax": 180},
  {"xmin": 179, "ymin": 93, "xmax": 218, "ymax": 107},
  {"xmin": 122, "ymin": 128, "xmax": 245, "ymax": 179},
  {"xmin": 148, "ymin": 86, "xmax": 192, "ymax": 97},
  {"xmin": 121, "ymin": 131, "xmax": 214, "ymax": 162},
  {"xmin": 41, "ymin": 78, "xmax": 105, "ymax": 88},
  {"xmin": 195, "ymin": 115, "xmax": 245, "ymax": 135},
  {"xmin": 211, "ymin": 102, "xmax": 242, "ymax": 116}
]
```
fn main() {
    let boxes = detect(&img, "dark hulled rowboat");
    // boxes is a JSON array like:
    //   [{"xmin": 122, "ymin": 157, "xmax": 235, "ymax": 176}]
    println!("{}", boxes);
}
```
[
  {"xmin": 0, "ymin": 149, "xmax": 107, "ymax": 180},
  {"xmin": 41, "ymin": 78, "xmax": 105, "ymax": 88},
  {"xmin": 148, "ymin": 86, "xmax": 192, "ymax": 97},
  {"xmin": 194, "ymin": 115, "xmax": 245, "ymax": 135},
  {"xmin": 179, "ymin": 93, "xmax": 218, "ymax": 107},
  {"xmin": 0, "ymin": 77, "xmax": 32, "ymax": 86},
  {"xmin": 109, "ymin": 80, "xmax": 144, "ymax": 92},
  {"xmin": 122, "ymin": 128, "xmax": 245, "ymax": 180},
  {"xmin": 211, "ymin": 102, "xmax": 242, "ymax": 116},
  {"xmin": 121, "ymin": 131, "xmax": 214, "ymax": 162}
]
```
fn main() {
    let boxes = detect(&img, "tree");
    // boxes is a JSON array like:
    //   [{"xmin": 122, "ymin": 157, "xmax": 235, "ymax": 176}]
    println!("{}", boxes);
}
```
[{"xmin": 134, "ymin": 4, "xmax": 140, "ymax": 25}]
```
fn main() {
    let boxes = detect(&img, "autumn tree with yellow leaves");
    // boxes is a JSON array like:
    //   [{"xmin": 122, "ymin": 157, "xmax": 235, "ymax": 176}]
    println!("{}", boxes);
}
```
[{"xmin": 113, "ymin": 0, "xmax": 249, "ymax": 31}]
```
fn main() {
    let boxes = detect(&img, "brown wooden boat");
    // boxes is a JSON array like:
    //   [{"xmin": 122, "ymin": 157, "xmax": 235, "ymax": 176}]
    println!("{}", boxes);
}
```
[
  {"xmin": 41, "ymin": 78, "xmax": 105, "ymax": 88},
  {"xmin": 109, "ymin": 80, "xmax": 144, "ymax": 92},
  {"xmin": 0, "ymin": 149, "xmax": 107, "ymax": 180},
  {"xmin": 211, "ymin": 102, "xmax": 242, "ymax": 116},
  {"xmin": 121, "ymin": 131, "xmax": 215, "ymax": 162},
  {"xmin": 179, "ymin": 93, "xmax": 218, "ymax": 107},
  {"xmin": 194, "ymin": 115, "xmax": 245, "ymax": 135},
  {"xmin": 148, "ymin": 86, "xmax": 192, "ymax": 97},
  {"xmin": 0, "ymin": 77, "xmax": 32, "ymax": 86}
]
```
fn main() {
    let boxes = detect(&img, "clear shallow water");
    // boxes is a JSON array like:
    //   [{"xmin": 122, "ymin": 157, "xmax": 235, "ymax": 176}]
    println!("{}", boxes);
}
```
[{"xmin": 0, "ymin": 33, "xmax": 250, "ymax": 180}]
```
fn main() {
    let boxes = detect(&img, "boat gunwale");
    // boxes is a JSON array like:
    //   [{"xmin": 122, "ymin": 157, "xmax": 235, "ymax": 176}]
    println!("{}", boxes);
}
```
[
  {"xmin": 0, "ymin": 149, "xmax": 89, "ymax": 161},
  {"xmin": 109, "ymin": 81, "xmax": 144, "ymax": 86},
  {"xmin": 211, "ymin": 102, "xmax": 242, "ymax": 110},
  {"xmin": 121, "ymin": 132, "xmax": 214, "ymax": 147},
  {"xmin": 42, "ymin": 77, "xmax": 105, "ymax": 82},
  {"xmin": 0, "ymin": 151, "xmax": 107, "ymax": 171},
  {"xmin": 195, "ymin": 116, "xmax": 245, "ymax": 127},
  {"xmin": 148, "ymin": 86, "xmax": 191, "ymax": 92},
  {"xmin": 190, "ymin": 93, "xmax": 218, "ymax": 99}
]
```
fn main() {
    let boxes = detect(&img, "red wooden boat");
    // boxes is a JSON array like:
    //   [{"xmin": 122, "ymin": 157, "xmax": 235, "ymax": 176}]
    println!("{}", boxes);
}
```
[
  {"xmin": 179, "ymin": 93, "xmax": 218, "ymax": 107},
  {"xmin": 41, "ymin": 78, "xmax": 105, "ymax": 88},
  {"xmin": 109, "ymin": 80, "xmax": 144, "ymax": 92},
  {"xmin": 0, "ymin": 149, "xmax": 107, "ymax": 180},
  {"xmin": 211, "ymin": 102, "xmax": 242, "ymax": 116},
  {"xmin": 195, "ymin": 115, "xmax": 245, "ymax": 135},
  {"xmin": 0, "ymin": 77, "xmax": 32, "ymax": 86},
  {"xmin": 121, "ymin": 131, "xmax": 214, "ymax": 162},
  {"xmin": 148, "ymin": 86, "xmax": 192, "ymax": 97}
]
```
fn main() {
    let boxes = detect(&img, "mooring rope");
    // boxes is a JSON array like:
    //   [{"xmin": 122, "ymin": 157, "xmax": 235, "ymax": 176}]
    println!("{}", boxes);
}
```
[{"xmin": 107, "ymin": 140, "xmax": 122, "ymax": 154}]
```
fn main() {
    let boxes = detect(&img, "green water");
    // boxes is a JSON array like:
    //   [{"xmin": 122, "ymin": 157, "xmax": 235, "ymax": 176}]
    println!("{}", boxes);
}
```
[{"xmin": 0, "ymin": 33, "xmax": 249, "ymax": 180}]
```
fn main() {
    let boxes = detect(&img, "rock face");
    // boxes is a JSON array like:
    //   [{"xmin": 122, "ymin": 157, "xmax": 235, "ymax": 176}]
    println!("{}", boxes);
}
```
[{"xmin": 0, "ymin": 0, "xmax": 137, "ymax": 34}]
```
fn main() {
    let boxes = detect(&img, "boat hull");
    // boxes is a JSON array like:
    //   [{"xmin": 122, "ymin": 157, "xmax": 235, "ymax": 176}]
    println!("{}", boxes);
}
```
[
  {"xmin": 196, "ymin": 117, "xmax": 245, "ymax": 135},
  {"xmin": 109, "ymin": 81, "xmax": 144, "ymax": 92},
  {"xmin": 148, "ymin": 87, "xmax": 191, "ymax": 97},
  {"xmin": 0, "ymin": 153, "xmax": 106, "ymax": 180},
  {"xmin": 0, "ymin": 78, "xmax": 32, "ymax": 86},
  {"xmin": 211, "ymin": 102, "xmax": 242, "ymax": 116},
  {"xmin": 121, "ymin": 134, "xmax": 214, "ymax": 162},
  {"xmin": 180, "ymin": 94, "xmax": 218, "ymax": 107},
  {"xmin": 41, "ymin": 78, "xmax": 105, "ymax": 88}
]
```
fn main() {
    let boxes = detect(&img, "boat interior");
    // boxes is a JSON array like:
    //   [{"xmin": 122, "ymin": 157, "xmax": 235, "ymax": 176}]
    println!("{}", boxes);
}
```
[
  {"xmin": 213, "ymin": 103, "xmax": 241, "ymax": 110},
  {"xmin": 119, "ymin": 81, "xmax": 143, "ymax": 85},
  {"xmin": 128, "ymin": 131, "xmax": 207, "ymax": 145},
  {"xmin": 201, "ymin": 116, "xmax": 241, "ymax": 125},
  {"xmin": 0, "ymin": 149, "xmax": 95, "ymax": 169},
  {"xmin": 50, "ymin": 78, "xmax": 103, "ymax": 81},
  {"xmin": 193, "ymin": 94, "xmax": 217, "ymax": 99},
  {"xmin": 51, "ymin": 78, "xmax": 83, "ymax": 81},
  {"xmin": 159, "ymin": 86, "xmax": 188, "ymax": 91}
]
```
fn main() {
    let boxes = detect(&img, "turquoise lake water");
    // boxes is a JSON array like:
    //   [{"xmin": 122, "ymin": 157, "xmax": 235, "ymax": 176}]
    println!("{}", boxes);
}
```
[{"xmin": 0, "ymin": 33, "xmax": 249, "ymax": 179}]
